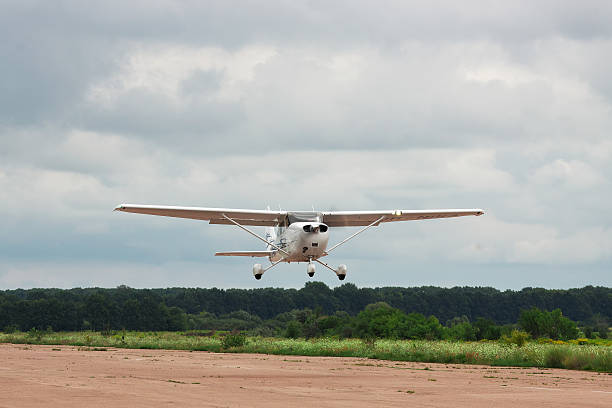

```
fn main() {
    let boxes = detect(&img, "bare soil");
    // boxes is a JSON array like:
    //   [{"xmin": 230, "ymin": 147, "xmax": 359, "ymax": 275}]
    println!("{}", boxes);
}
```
[{"xmin": 0, "ymin": 343, "xmax": 610, "ymax": 407}]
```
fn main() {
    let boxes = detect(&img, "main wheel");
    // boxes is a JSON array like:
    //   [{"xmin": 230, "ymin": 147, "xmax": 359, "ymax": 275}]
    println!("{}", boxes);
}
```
[
  {"xmin": 308, "ymin": 272, "xmax": 314, "ymax": 277},
  {"xmin": 253, "ymin": 263, "xmax": 263, "ymax": 280},
  {"xmin": 336, "ymin": 264, "xmax": 347, "ymax": 281}
]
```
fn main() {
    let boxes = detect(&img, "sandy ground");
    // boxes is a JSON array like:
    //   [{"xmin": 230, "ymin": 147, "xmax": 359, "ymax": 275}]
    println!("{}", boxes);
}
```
[{"xmin": 0, "ymin": 344, "xmax": 610, "ymax": 407}]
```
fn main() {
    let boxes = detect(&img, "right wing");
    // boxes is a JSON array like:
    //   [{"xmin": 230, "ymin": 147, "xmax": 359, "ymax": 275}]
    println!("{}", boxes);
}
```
[
  {"xmin": 114, "ymin": 204, "xmax": 285, "ymax": 226},
  {"xmin": 322, "ymin": 209, "xmax": 484, "ymax": 227},
  {"xmin": 215, "ymin": 251, "xmax": 274, "ymax": 257}
]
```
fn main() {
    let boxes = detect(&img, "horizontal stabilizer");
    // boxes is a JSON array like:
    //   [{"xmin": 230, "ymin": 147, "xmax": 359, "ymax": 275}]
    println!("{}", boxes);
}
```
[{"xmin": 215, "ymin": 251, "xmax": 274, "ymax": 257}]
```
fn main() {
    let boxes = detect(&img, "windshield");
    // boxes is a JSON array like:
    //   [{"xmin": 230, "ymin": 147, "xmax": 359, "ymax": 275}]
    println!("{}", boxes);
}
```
[{"xmin": 287, "ymin": 212, "xmax": 321, "ymax": 224}]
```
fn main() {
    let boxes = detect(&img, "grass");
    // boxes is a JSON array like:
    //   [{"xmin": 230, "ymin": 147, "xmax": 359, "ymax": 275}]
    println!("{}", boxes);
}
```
[{"xmin": 0, "ymin": 331, "xmax": 610, "ymax": 373}]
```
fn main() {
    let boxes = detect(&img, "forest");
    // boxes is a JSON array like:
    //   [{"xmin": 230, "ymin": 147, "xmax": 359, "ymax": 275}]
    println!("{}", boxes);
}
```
[{"xmin": 0, "ymin": 283, "xmax": 609, "ymax": 338}]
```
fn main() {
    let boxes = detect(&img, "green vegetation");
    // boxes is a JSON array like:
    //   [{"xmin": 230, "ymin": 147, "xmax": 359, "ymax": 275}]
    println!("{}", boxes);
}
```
[
  {"xmin": 1, "ymin": 283, "xmax": 609, "ymax": 372},
  {"xmin": 500, "ymin": 329, "xmax": 530, "ymax": 347},
  {"xmin": 518, "ymin": 307, "xmax": 579, "ymax": 340},
  {"xmin": 221, "ymin": 333, "xmax": 248, "ymax": 349},
  {"xmin": 1, "ymin": 283, "xmax": 610, "ymax": 332},
  {"xmin": 0, "ymin": 330, "xmax": 609, "ymax": 372}
]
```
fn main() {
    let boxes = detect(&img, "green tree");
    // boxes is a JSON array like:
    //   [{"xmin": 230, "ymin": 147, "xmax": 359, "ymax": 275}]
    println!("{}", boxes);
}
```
[
  {"xmin": 284, "ymin": 321, "xmax": 302, "ymax": 338},
  {"xmin": 445, "ymin": 322, "xmax": 477, "ymax": 341},
  {"xmin": 519, "ymin": 307, "xmax": 579, "ymax": 340},
  {"xmin": 473, "ymin": 317, "xmax": 501, "ymax": 340},
  {"xmin": 354, "ymin": 302, "xmax": 443, "ymax": 340}
]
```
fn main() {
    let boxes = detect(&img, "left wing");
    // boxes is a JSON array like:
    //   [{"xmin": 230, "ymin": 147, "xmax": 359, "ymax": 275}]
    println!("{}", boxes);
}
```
[
  {"xmin": 322, "ymin": 209, "xmax": 484, "ymax": 227},
  {"xmin": 114, "ymin": 204, "xmax": 285, "ymax": 226}
]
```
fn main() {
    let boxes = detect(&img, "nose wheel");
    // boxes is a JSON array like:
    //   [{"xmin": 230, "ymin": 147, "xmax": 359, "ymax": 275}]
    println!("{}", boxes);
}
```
[{"xmin": 307, "ymin": 261, "xmax": 315, "ymax": 277}]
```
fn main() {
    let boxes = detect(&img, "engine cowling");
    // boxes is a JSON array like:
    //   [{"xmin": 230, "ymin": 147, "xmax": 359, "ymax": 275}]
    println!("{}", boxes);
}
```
[{"xmin": 302, "ymin": 223, "xmax": 329, "ymax": 233}]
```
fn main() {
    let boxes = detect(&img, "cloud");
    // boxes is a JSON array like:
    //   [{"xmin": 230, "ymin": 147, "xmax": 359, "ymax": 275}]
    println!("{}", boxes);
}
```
[
  {"xmin": 1, "ymin": 1, "xmax": 611, "ymax": 289},
  {"xmin": 531, "ymin": 159, "xmax": 607, "ymax": 189}
]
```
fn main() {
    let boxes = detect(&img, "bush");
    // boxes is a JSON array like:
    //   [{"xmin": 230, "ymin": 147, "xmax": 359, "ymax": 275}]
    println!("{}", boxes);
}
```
[
  {"xmin": 221, "ymin": 333, "xmax": 247, "ymax": 349},
  {"xmin": 27, "ymin": 327, "xmax": 50, "ymax": 341},
  {"xmin": 2, "ymin": 324, "xmax": 18, "ymax": 334},
  {"xmin": 501, "ymin": 329, "xmax": 530, "ymax": 347},
  {"xmin": 284, "ymin": 321, "xmax": 302, "ymax": 339},
  {"xmin": 544, "ymin": 347, "xmax": 568, "ymax": 368},
  {"xmin": 595, "ymin": 326, "xmax": 609, "ymax": 339},
  {"xmin": 593, "ymin": 351, "xmax": 612, "ymax": 372},
  {"xmin": 582, "ymin": 326, "xmax": 594, "ymax": 339}
]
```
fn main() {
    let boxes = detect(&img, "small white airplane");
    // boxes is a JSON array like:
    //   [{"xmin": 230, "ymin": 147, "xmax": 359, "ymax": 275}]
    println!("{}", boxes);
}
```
[{"xmin": 114, "ymin": 204, "xmax": 484, "ymax": 280}]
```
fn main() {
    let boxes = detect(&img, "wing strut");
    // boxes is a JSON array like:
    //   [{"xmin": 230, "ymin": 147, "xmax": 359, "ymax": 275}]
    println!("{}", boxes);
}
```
[
  {"xmin": 313, "ymin": 258, "xmax": 336, "ymax": 272},
  {"xmin": 221, "ymin": 213, "xmax": 290, "ymax": 257},
  {"xmin": 325, "ymin": 216, "xmax": 385, "ymax": 254},
  {"xmin": 262, "ymin": 257, "xmax": 286, "ymax": 273}
]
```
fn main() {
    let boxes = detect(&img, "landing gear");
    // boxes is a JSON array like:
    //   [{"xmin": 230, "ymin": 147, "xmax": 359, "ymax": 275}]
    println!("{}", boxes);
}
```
[
  {"xmin": 336, "ymin": 264, "xmax": 347, "ymax": 281},
  {"xmin": 307, "ymin": 261, "xmax": 315, "ymax": 277},
  {"xmin": 253, "ymin": 264, "xmax": 263, "ymax": 280},
  {"xmin": 312, "ymin": 259, "xmax": 348, "ymax": 281}
]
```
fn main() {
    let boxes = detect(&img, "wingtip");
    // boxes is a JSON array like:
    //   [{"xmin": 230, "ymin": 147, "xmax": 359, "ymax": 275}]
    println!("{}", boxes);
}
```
[
  {"xmin": 114, "ymin": 204, "xmax": 125, "ymax": 212},
  {"xmin": 476, "ymin": 209, "xmax": 485, "ymax": 216}
]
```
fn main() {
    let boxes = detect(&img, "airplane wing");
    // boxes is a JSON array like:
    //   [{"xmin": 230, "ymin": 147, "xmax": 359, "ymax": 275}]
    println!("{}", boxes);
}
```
[
  {"xmin": 114, "ymin": 204, "xmax": 483, "ymax": 227},
  {"xmin": 114, "ymin": 204, "xmax": 285, "ymax": 226},
  {"xmin": 321, "ymin": 209, "xmax": 484, "ymax": 227},
  {"xmin": 215, "ymin": 251, "xmax": 274, "ymax": 257}
]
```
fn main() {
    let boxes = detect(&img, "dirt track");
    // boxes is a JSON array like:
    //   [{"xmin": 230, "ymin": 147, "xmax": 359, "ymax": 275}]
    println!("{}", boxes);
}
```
[{"xmin": 0, "ymin": 344, "xmax": 610, "ymax": 407}]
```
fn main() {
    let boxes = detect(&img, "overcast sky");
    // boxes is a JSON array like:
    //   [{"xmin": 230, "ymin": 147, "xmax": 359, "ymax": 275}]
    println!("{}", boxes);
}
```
[{"xmin": 1, "ymin": 0, "xmax": 611, "ymax": 290}]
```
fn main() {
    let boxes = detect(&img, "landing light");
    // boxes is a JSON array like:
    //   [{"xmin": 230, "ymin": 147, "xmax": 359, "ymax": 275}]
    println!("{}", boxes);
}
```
[{"xmin": 393, "ymin": 210, "xmax": 402, "ymax": 216}]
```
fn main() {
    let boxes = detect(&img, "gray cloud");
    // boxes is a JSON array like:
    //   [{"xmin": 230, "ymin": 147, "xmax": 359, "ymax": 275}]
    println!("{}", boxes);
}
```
[{"xmin": 1, "ymin": 0, "xmax": 611, "ymax": 289}]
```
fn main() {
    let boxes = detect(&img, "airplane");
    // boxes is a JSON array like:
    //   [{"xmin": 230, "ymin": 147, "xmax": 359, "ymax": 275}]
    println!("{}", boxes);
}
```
[{"xmin": 114, "ymin": 204, "xmax": 484, "ymax": 280}]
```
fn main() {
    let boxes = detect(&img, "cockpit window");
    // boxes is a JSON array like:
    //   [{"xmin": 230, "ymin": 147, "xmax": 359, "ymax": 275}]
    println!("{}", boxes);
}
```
[{"xmin": 288, "ymin": 212, "xmax": 321, "ymax": 225}]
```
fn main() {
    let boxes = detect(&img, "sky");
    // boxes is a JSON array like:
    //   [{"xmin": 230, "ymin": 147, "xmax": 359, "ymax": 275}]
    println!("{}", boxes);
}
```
[{"xmin": 1, "ymin": 0, "xmax": 611, "ymax": 290}]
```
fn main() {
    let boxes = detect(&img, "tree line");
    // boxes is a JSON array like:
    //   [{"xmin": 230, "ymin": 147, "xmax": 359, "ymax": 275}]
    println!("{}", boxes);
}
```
[
  {"xmin": 272, "ymin": 303, "xmax": 587, "ymax": 342},
  {"xmin": 0, "ymin": 283, "xmax": 609, "ymax": 334}
]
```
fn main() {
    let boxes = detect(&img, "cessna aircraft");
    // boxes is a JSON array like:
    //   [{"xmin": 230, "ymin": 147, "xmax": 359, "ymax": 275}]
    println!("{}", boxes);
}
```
[{"xmin": 114, "ymin": 204, "xmax": 484, "ymax": 280}]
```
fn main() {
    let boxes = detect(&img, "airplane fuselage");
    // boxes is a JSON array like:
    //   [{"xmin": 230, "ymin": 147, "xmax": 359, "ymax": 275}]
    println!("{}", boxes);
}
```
[{"xmin": 269, "ymin": 222, "xmax": 330, "ymax": 262}]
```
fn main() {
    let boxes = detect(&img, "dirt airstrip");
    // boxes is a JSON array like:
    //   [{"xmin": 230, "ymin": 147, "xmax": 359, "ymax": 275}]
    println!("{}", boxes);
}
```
[{"xmin": 0, "ymin": 344, "xmax": 610, "ymax": 407}]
